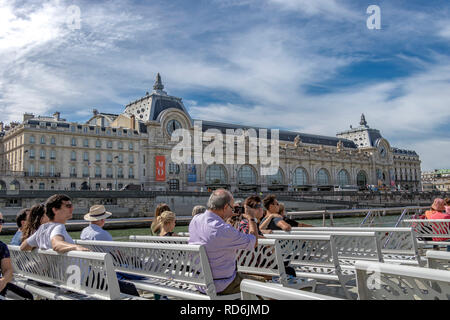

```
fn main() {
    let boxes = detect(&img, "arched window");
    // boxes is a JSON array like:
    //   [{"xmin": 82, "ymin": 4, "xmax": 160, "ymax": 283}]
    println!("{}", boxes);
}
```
[
  {"xmin": 237, "ymin": 165, "xmax": 257, "ymax": 185},
  {"xmin": 317, "ymin": 169, "xmax": 330, "ymax": 185},
  {"xmin": 206, "ymin": 164, "xmax": 227, "ymax": 184},
  {"xmin": 267, "ymin": 168, "xmax": 284, "ymax": 185},
  {"xmin": 40, "ymin": 136, "xmax": 46, "ymax": 144},
  {"xmin": 29, "ymin": 136, "xmax": 35, "ymax": 144},
  {"xmin": 337, "ymin": 169, "xmax": 350, "ymax": 186},
  {"xmin": 293, "ymin": 167, "xmax": 308, "ymax": 185},
  {"xmin": 357, "ymin": 171, "xmax": 367, "ymax": 187}
]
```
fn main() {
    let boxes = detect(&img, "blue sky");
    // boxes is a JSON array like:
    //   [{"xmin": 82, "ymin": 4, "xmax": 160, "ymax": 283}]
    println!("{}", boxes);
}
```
[{"xmin": 1, "ymin": 0, "xmax": 449, "ymax": 171}]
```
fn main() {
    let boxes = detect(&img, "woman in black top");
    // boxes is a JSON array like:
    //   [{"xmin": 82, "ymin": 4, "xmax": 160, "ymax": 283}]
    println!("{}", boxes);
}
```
[{"xmin": 157, "ymin": 211, "xmax": 178, "ymax": 237}]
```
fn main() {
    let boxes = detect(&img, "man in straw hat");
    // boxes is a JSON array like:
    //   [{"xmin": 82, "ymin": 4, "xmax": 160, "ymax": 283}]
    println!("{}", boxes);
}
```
[{"xmin": 80, "ymin": 205, "xmax": 113, "ymax": 241}]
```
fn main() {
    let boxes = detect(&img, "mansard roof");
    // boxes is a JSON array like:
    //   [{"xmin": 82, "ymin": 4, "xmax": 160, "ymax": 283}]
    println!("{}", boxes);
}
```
[{"xmin": 200, "ymin": 120, "xmax": 357, "ymax": 148}]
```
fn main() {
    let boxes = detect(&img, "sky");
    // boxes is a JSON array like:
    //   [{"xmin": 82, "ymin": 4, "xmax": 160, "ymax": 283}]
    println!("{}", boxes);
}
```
[{"xmin": 0, "ymin": 0, "xmax": 449, "ymax": 171}]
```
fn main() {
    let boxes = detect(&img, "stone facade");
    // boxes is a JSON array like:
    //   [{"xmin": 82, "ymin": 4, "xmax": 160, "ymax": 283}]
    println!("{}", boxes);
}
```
[
  {"xmin": 422, "ymin": 169, "xmax": 450, "ymax": 192},
  {"xmin": 0, "ymin": 74, "xmax": 422, "ymax": 192}
]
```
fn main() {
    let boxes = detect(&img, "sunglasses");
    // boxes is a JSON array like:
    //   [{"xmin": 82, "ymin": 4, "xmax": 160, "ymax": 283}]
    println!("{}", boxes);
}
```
[
  {"xmin": 250, "ymin": 203, "xmax": 262, "ymax": 209},
  {"xmin": 0, "ymin": 219, "xmax": 4, "ymax": 224},
  {"xmin": 63, "ymin": 203, "xmax": 73, "ymax": 209}
]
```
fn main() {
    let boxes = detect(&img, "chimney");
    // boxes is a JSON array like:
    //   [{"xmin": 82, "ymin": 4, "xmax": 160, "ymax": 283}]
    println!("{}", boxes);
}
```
[
  {"xmin": 131, "ymin": 115, "xmax": 136, "ymax": 130},
  {"xmin": 93, "ymin": 109, "xmax": 99, "ymax": 116},
  {"xmin": 53, "ymin": 111, "xmax": 60, "ymax": 121},
  {"xmin": 23, "ymin": 113, "xmax": 34, "ymax": 122}
]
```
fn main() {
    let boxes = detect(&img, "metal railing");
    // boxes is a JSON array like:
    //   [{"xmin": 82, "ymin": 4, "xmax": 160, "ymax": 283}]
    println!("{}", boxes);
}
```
[{"xmin": 286, "ymin": 206, "xmax": 429, "ymax": 227}]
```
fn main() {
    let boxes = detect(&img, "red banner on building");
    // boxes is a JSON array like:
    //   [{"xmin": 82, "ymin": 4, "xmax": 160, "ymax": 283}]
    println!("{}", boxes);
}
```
[{"xmin": 155, "ymin": 156, "xmax": 166, "ymax": 181}]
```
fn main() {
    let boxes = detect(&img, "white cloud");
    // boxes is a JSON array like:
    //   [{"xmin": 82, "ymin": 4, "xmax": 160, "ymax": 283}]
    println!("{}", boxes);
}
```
[
  {"xmin": 0, "ymin": 0, "xmax": 449, "ymax": 172},
  {"xmin": 266, "ymin": 0, "xmax": 359, "ymax": 20}
]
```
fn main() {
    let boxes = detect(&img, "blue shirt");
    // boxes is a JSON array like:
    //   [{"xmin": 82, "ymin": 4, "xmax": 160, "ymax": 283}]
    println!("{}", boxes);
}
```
[
  {"xmin": 188, "ymin": 210, "xmax": 256, "ymax": 293},
  {"xmin": 80, "ymin": 224, "xmax": 113, "ymax": 241},
  {"xmin": 10, "ymin": 230, "xmax": 23, "ymax": 246},
  {"xmin": 0, "ymin": 241, "xmax": 10, "ymax": 278}
]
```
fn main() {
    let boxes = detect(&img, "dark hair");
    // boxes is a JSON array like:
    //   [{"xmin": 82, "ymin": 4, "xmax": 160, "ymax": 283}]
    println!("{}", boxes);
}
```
[
  {"xmin": 21, "ymin": 204, "xmax": 46, "ymax": 242},
  {"xmin": 16, "ymin": 208, "xmax": 30, "ymax": 229},
  {"xmin": 263, "ymin": 194, "xmax": 277, "ymax": 210},
  {"xmin": 445, "ymin": 198, "xmax": 450, "ymax": 206},
  {"xmin": 244, "ymin": 195, "xmax": 261, "ymax": 209},
  {"xmin": 45, "ymin": 194, "xmax": 71, "ymax": 220}
]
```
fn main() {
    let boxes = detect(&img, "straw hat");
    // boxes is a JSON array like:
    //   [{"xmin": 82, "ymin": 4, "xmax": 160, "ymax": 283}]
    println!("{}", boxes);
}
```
[{"xmin": 84, "ymin": 205, "xmax": 112, "ymax": 221}]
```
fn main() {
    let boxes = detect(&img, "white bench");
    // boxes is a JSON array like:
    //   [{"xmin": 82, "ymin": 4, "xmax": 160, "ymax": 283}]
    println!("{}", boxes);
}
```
[
  {"xmin": 126, "ymin": 236, "xmax": 317, "ymax": 290},
  {"xmin": 403, "ymin": 219, "xmax": 450, "ymax": 247},
  {"xmin": 267, "ymin": 231, "xmax": 383, "ymax": 266},
  {"xmin": 426, "ymin": 250, "xmax": 450, "ymax": 270},
  {"xmin": 355, "ymin": 260, "xmax": 450, "ymax": 300},
  {"xmin": 73, "ymin": 240, "xmax": 239, "ymax": 300},
  {"xmin": 240, "ymin": 279, "xmax": 342, "ymax": 300},
  {"xmin": 7, "ymin": 245, "xmax": 140, "ymax": 300},
  {"xmin": 285, "ymin": 227, "xmax": 422, "ymax": 266},
  {"xmin": 260, "ymin": 234, "xmax": 355, "ymax": 299}
]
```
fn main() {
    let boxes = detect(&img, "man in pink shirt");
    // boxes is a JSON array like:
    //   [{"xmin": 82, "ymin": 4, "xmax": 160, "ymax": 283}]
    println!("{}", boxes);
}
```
[{"xmin": 188, "ymin": 189, "xmax": 259, "ymax": 295}]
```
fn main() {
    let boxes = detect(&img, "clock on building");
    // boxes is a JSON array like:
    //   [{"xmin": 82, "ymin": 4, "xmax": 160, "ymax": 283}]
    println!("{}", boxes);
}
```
[{"xmin": 166, "ymin": 119, "xmax": 182, "ymax": 136}]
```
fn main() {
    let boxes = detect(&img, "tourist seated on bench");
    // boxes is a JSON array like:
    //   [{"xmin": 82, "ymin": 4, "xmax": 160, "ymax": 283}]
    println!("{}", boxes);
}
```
[
  {"xmin": 192, "ymin": 205, "xmax": 206, "ymax": 217},
  {"xmin": 189, "ymin": 189, "xmax": 264, "ymax": 296},
  {"xmin": 260, "ymin": 195, "xmax": 292, "ymax": 232},
  {"xmin": 20, "ymin": 194, "xmax": 140, "ymax": 297},
  {"xmin": 21, "ymin": 204, "xmax": 49, "ymax": 244},
  {"xmin": 155, "ymin": 211, "xmax": 178, "ymax": 237},
  {"xmin": 80, "ymin": 205, "xmax": 113, "ymax": 241},
  {"xmin": 238, "ymin": 196, "xmax": 298, "ymax": 281},
  {"xmin": 81, "ymin": 205, "xmax": 146, "ymax": 286},
  {"xmin": 10, "ymin": 208, "xmax": 30, "ymax": 246},
  {"xmin": 0, "ymin": 212, "xmax": 33, "ymax": 300},
  {"xmin": 428, "ymin": 200, "xmax": 450, "ymax": 251},
  {"xmin": 150, "ymin": 203, "xmax": 171, "ymax": 236}
]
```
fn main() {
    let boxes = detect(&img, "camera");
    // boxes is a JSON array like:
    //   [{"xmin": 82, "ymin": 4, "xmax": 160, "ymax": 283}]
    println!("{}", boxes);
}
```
[{"xmin": 234, "ymin": 205, "xmax": 245, "ymax": 215}]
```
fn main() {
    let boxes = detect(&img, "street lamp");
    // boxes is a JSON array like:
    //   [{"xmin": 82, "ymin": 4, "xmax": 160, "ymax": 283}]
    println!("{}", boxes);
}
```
[{"xmin": 114, "ymin": 156, "xmax": 119, "ymax": 190}]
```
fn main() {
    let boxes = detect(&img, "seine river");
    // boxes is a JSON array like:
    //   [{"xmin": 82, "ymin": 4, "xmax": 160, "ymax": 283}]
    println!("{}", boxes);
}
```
[{"xmin": 0, "ymin": 213, "xmax": 405, "ymax": 243}]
